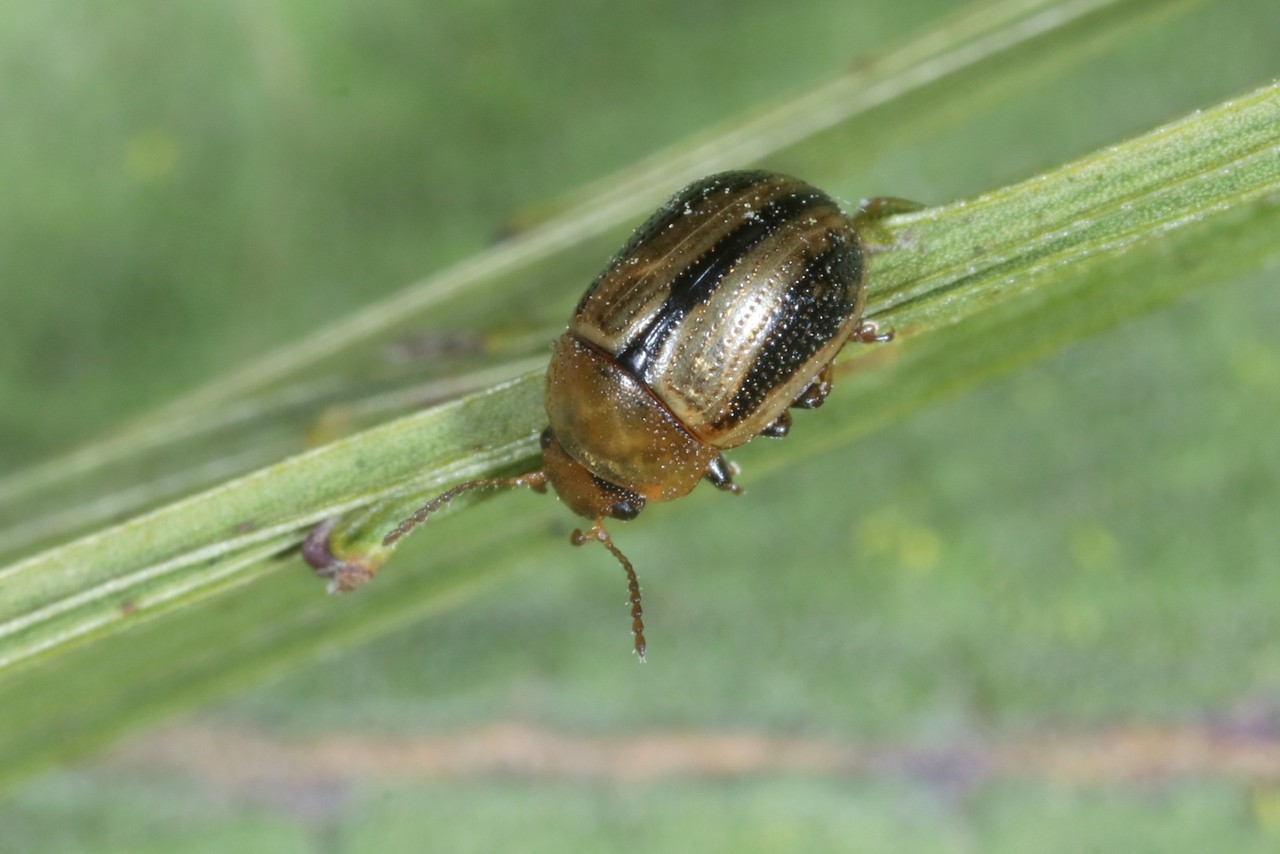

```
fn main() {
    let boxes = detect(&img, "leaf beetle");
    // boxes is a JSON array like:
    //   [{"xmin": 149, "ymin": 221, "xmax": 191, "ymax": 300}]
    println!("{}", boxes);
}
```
[{"xmin": 311, "ymin": 170, "xmax": 899, "ymax": 660}]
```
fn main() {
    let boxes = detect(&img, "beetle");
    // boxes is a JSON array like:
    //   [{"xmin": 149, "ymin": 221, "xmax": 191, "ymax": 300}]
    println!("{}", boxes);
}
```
[{"xmin": 313, "ymin": 170, "xmax": 897, "ymax": 660}]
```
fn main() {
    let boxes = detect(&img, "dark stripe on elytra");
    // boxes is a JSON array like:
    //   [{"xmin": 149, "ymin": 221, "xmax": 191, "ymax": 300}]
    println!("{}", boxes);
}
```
[
  {"xmin": 582, "ymin": 171, "xmax": 777, "ymax": 309},
  {"xmin": 611, "ymin": 171, "xmax": 776, "ymax": 265},
  {"xmin": 615, "ymin": 187, "xmax": 830, "ymax": 379},
  {"xmin": 714, "ymin": 232, "xmax": 862, "ymax": 432}
]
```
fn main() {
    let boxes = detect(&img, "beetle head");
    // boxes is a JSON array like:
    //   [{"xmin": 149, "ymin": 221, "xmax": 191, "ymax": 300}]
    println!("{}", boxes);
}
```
[{"xmin": 539, "ymin": 428, "xmax": 645, "ymax": 522}]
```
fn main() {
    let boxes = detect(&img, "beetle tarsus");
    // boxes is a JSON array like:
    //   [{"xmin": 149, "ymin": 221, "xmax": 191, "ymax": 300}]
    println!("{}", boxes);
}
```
[
  {"xmin": 759, "ymin": 410, "xmax": 792, "ymax": 438},
  {"xmin": 792, "ymin": 365, "xmax": 834, "ymax": 410},
  {"xmin": 704, "ymin": 454, "xmax": 744, "ymax": 494},
  {"xmin": 852, "ymin": 321, "xmax": 894, "ymax": 344},
  {"xmin": 855, "ymin": 196, "xmax": 924, "ymax": 222}
]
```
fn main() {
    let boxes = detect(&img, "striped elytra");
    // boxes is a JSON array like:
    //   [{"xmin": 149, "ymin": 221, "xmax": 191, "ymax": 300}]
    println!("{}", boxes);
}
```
[
  {"xmin": 568, "ymin": 170, "xmax": 866, "ymax": 450},
  {"xmin": 373, "ymin": 170, "xmax": 893, "ymax": 661}
]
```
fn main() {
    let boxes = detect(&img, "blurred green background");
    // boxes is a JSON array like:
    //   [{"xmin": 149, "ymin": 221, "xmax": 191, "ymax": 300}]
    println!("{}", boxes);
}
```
[{"xmin": 3, "ymin": 0, "xmax": 1280, "ymax": 850}]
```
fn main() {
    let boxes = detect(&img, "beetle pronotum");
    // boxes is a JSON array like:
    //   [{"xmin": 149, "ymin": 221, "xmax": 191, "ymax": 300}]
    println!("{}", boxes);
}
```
[{"xmin": 308, "ymin": 170, "xmax": 899, "ymax": 660}]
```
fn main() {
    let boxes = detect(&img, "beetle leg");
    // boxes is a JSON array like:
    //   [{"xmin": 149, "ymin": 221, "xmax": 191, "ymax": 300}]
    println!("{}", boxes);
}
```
[
  {"xmin": 851, "ymin": 321, "xmax": 894, "ymax": 344},
  {"xmin": 703, "ymin": 454, "xmax": 743, "ymax": 494},
  {"xmin": 758, "ymin": 410, "xmax": 793, "ymax": 438},
  {"xmin": 791, "ymin": 323, "xmax": 890, "ymax": 418},
  {"xmin": 851, "ymin": 196, "xmax": 924, "ymax": 254},
  {"xmin": 792, "ymin": 365, "xmax": 833, "ymax": 410},
  {"xmin": 855, "ymin": 196, "xmax": 925, "ymax": 222}
]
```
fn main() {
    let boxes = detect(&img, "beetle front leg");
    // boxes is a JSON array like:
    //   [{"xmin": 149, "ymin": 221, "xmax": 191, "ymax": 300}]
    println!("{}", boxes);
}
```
[{"xmin": 703, "ymin": 454, "xmax": 743, "ymax": 495}]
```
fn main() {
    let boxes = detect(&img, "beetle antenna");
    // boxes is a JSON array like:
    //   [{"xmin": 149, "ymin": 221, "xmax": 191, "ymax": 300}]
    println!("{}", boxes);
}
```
[
  {"xmin": 383, "ymin": 470, "xmax": 548, "ymax": 548},
  {"xmin": 572, "ymin": 522, "xmax": 647, "ymax": 662}
]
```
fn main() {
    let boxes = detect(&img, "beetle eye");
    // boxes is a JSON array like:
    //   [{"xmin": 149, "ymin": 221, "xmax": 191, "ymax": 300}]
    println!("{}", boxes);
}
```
[
  {"xmin": 610, "ymin": 498, "xmax": 644, "ymax": 521},
  {"xmin": 539, "ymin": 428, "xmax": 554, "ymax": 450}
]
